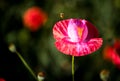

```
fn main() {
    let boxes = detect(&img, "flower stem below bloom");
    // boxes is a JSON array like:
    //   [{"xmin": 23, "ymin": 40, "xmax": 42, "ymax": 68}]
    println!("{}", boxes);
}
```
[
  {"xmin": 72, "ymin": 56, "xmax": 75, "ymax": 81},
  {"xmin": 15, "ymin": 51, "xmax": 37, "ymax": 80}
]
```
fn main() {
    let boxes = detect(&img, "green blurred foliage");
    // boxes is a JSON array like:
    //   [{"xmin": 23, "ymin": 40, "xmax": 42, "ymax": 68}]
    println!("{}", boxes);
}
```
[{"xmin": 0, "ymin": 0, "xmax": 120, "ymax": 81}]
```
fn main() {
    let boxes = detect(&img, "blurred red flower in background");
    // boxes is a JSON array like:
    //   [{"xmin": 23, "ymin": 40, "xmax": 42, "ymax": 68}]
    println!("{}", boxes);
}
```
[
  {"xmin": 23, "ymin": 6, "xmax": 47, "ymax": 32},
  {"xmin": 53, "ymin": 19, "xmax": 103, "ymax": 56},
  {"xmin": 103, "ymin": 39, "xmax": 120, "ymax": 68},
  {"xmin": 0, "ymin": 78, "xmax": 5, "ymax": 81}
]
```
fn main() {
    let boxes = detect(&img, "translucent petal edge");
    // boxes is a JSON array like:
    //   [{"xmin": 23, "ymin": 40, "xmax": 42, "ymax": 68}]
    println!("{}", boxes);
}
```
[{"xmin": 85, "ymin": 20, "xmax": 99, "ymax": 40}]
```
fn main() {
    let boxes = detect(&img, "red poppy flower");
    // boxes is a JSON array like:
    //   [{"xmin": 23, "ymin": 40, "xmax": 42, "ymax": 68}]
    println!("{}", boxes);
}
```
[
  {"xmin": 53, "ymin": 19, "xmax": 103, "ymax": 56},
  {"xmin": 103, "ymin": 39, "xmax": 120, "ymax": 68},
  {"xmin": 23, "ymin": 6, "xmax": 47, "ymax": 31}
]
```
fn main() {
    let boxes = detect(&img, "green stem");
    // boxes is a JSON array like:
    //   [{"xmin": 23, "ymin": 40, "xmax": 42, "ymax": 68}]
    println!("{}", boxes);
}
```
[
  {"xmin": 15, "ymin": 51, "xmax": 37, "ymax": 80},
  {"xmin": 72, "ymin": 56, "xmax": 75, "ymax": 81}
]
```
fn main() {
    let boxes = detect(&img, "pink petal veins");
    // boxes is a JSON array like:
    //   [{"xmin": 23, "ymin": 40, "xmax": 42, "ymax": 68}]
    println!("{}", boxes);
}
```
[
  {"xmin": 55, "ymin": 38, "xmax": 103, "ymax": 56},
  {"xmin": 53, "ymin": 18, "xmax": 103, "ymax": 56},
  {"xmin": 53, "ymin": 20, "xmax": 69, "ymax": 40}
]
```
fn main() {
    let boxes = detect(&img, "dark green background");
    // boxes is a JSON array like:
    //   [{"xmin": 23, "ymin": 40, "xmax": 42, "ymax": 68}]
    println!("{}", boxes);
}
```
[{"xmin": 0, "ymin": 0, "xmax": 120, "ymax": 81}]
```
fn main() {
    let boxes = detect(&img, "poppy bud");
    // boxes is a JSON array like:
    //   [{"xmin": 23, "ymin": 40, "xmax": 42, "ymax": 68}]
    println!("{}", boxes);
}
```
[{"xmin": 23, "ymin": 6, "xmax": 47, "ymax": 32}]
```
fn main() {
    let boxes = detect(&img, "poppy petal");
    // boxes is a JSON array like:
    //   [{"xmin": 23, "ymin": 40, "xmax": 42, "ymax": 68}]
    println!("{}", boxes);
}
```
[
  {"xmin": 53, "ymin": 19, "xmax": 69, "ymax": 40},
  {"xmin": 55, "ymin": 38, "xmax": 103, "ymax": 56},
  {"xmin": 53, "ymin": 18, "xmax": 103, "ymax": 56},
  {"xmin": 103, "ymin": 46, "xmax": 113, "ymax": 60},
  {"xmin": 85, "ymin": 20, "xmax": 99, "ymax": 41},
  {"xmin": 103, "ymin": 45, "xmax": 120, "ymax": 68},
  {"xmin": 67, "ymin": 19, "xmax": 88, "ymax": 42},
  {"xmin": 23, "ymin": 7, "xmax": 47, "ymax": 31},
  {"xmin": 67, "ymin": 19, "xmax": 81, "ymax": 42}
]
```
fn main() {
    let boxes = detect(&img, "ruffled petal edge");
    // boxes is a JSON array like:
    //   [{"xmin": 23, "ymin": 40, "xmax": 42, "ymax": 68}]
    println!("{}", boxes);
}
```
[{"xmin": 55, "ymin": 38, "xmax": 103, "ymax": 56}]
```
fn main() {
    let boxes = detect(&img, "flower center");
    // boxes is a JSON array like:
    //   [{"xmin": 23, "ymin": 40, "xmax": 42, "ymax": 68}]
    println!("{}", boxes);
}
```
[
  {"xmin": 77, "ymin": 27, "xmax": 84, "ymax": 38},
  {"xmin": 67, "ymin": 19, "xmax": 88, "ymax": 42}
]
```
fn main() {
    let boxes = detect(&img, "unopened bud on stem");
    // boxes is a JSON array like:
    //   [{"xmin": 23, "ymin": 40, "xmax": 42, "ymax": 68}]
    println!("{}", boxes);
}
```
[
  {"xmin": 100, "ymin": 69, "xmax": 110, "ymax": 81},
  {"xmin": 8, "ymin": 43, "xmax": 16, "ymax": 53},
  {"xmin": 37, "ymin": 72, "xmax": 45, "ymax": 81}
]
